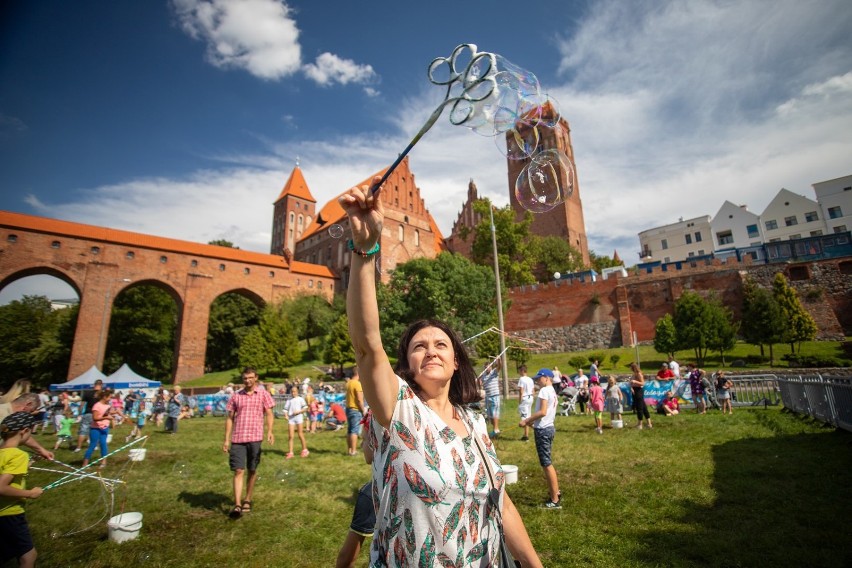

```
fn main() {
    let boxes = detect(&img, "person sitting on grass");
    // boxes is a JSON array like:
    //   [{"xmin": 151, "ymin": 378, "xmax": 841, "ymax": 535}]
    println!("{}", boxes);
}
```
[
  {"xmin": 657, "ymin": 392, "xmax": 680, "ymax": 416},
  {"xmin": 326, "ymin": 402, "xmax": 346, "ymax": 431}
]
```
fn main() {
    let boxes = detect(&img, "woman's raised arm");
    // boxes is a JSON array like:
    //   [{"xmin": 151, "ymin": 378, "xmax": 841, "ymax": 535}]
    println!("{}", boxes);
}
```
[{"xmin": 340, "ymin": 179, "xmax": 399, "ymax": 429}]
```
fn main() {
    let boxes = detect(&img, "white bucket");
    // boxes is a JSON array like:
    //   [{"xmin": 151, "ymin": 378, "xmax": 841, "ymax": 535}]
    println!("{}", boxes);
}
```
[
  {"xmin": 612, "ymin": 419, "xmax": 624, "ymax": 429},
  {"xmin": 503, "ymin": 464, "xmax": 519, "ymax": 484},
  {"xmin": 106, "ymin": 434, "xmax": 113, "ymax": 444},
  {"xmin": 128, "ymin": 449, "xmax": 146, "ymax": 462},
  {"xmin": 107, "ymin": 512, "xmax": 143, "ymax": 543}
]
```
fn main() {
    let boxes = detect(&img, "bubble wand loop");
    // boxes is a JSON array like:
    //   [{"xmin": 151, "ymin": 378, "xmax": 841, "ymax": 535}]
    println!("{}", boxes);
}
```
[{"xmin": 370, "ymin": 43, "xmax": 498, "ymax": 193}]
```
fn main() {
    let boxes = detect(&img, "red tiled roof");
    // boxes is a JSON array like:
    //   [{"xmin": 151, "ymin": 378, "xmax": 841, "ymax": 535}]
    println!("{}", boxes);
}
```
[
  {"xmin": 299, "ymin": 167, "xmax": 390, "ymax": 239},
  {"xmin": 274, "ymin": 166, "xmax": 316, "ymax": 203},
  {"xmin": 0, "ymin": 210, "xmax": 333, "ymax": 277}
]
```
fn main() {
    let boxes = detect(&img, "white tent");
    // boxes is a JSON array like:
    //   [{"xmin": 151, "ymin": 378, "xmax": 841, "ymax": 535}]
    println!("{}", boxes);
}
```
[
  {"xmin": 105, "ymin": 364, "xmax": 161, "ymax": 390},
  {"xmin": 49, "ymin": 365, "xmax": 108, "ymax": 391}
]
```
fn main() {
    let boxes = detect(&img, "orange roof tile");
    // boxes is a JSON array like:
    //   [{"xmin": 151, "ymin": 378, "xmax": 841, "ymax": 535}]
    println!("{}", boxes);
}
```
[
  {"xmin": 299, "ymin": 167, "xmax": 390, "ymax": 239},
  {"xmin": 0, "ymin": 210, "xmax": 333, "ymax": 278},
  {"xmin": 274, "ymin": 166, "xmax": 316, "ymax": 203}
]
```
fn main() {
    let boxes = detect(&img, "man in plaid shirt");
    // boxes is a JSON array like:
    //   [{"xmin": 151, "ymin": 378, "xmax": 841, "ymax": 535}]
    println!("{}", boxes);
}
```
[{"xmin": 223, "ymin": 367, "xmax": 275, "ymax": 519}]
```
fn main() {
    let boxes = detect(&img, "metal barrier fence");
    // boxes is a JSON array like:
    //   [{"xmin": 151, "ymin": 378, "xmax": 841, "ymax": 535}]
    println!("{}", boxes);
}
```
[
  {"xmin": 727, "ymin": 375, "xmax": 783, "ymax": 407},
  {"xmin": 776, "ymin": 375, "xmax": 852, "ymax": 432}
]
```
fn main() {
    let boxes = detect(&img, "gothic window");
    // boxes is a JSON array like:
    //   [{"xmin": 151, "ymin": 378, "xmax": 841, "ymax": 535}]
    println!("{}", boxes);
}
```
[
  {"xmin": 399, "ymin": 225, "xmax": 404, "ymax": 242},
  {"xmin": 52, "ymin": 241, "xmax": 61, "ymax": 249},
  {"xmin": 415, "ymin": 229, "xmax": 420, "ymax": 247}
]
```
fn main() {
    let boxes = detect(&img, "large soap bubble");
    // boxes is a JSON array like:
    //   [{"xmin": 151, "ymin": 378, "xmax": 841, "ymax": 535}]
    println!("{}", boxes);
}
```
[{"xmin": 514, "ymin": 149, "xmax": 575, "ymax": 213}]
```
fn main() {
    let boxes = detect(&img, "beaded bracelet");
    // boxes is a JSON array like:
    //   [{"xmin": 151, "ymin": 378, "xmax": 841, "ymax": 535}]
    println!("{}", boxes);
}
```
[{"xmin": 347, "ymin": 239, "xmax": 380, "ymax": 258}]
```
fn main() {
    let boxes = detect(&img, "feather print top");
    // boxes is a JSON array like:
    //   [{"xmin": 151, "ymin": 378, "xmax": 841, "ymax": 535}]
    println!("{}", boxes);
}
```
[{"xmin": 368, "ymin": 376, "xmax": 504, "ymax": 567}]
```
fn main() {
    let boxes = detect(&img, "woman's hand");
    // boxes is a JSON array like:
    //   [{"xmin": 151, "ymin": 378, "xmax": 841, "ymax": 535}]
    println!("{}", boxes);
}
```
[{"xmin": 338, "ymin": 176, "xmax": 385, "ymax": 251}]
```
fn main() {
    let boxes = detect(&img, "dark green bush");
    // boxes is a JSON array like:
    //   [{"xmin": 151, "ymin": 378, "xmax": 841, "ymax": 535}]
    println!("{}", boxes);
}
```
[{"xmin": 568, "ymin": 355, "xmax": 589, "ymax": 370}]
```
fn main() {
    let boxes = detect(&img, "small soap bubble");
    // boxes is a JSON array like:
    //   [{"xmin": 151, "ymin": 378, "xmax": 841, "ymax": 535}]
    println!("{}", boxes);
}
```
[
  {"xmin": 137, "ymin": 552, "xmax": 152, "ymax": 563},
  {"xmin": 50, "ymin": 530, "xmax": 62, "ymax": 540},
  {"xmin": 275, "ymin": 469, "xmax": 294, "ymax": 483},
  {"xmin": 327, "ymin": 224, "xmax": 344, "ymax": 239},
  {"xmin": 172, "ymin": 462, "xmax": 192, "ymax": 478}
]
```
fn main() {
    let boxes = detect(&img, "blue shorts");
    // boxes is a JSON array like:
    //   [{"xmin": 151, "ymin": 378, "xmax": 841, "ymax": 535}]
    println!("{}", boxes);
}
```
[
  {"xmin": 346, "ymin": 409, "xmax": 363, "ymax": 436},
  {"xmin": 485, "ymin": 395, "xmax": 501, "ymax": 419},
  {"xmin": 533, "ymin": 426, "xmax": 555, "ymax": 467},
  {"xmin": 0, "ymin": 514, "xmax": 34, "ymax": 563},
  {"xmin": 78, "ymin": 413, "xmax": 93, "ymax": 437},
  {"xmin": 350, "ymin": 482, "xmax": 376, "ymax": 537}
]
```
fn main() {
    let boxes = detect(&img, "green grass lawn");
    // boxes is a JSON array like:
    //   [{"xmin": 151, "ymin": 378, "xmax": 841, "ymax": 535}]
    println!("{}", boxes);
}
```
[{"xmin": 23, "ymin": 402, "xmax": 851, "ymax": 567}]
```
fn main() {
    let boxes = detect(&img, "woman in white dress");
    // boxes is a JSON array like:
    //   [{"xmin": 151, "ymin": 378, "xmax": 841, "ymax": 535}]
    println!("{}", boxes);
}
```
[{"xmin": 340, "ymin": 178, "xmax": 541, "ymax": 567}]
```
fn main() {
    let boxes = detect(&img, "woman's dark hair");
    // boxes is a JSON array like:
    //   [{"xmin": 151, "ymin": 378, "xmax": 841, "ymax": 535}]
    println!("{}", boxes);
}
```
[{"xmin": 394, "ymin": 319, "xmax": 482, "ymax": 407}]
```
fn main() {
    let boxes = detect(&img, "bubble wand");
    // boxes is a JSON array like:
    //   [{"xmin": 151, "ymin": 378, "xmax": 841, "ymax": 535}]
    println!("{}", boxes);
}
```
[{"xmin": 369, "ymin": 43, "xmax": 503, "ymax": 193}]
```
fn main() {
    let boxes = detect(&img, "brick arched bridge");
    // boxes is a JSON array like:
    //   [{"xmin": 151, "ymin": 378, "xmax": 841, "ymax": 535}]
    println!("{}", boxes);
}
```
[{"xmin": 0, "ymin": 211, "xmax": 335, "ymax": 383}]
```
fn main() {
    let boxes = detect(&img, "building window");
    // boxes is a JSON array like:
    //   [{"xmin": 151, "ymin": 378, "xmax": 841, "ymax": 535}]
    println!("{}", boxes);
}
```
[
  {"xmin": 414, "ymin": 230, "xmax": 420, "ymax": 247},
  {"xmin": 833, "ymin": 225, "xmax": 847, "ymax": 233},
  {"xmin": 399, "ymin": 225, "xmax": 404, "ymax": 242},
  {"xmin": 789, "ymin": 234, "xmax": 801, "ymax": 240},
  {"xmin": 269, "ymin": 271, "xmax": 275, "ymax": 277},
  {"xmin": 317, "ymin": 281, "xmax": 322, "ymax": 289},
  {"xmin": 298, "ymin": 214, "xmax": 303, "ymax": 228},
  {"xmin": 784, "ymin": 215, "xmax": 798, "ymax": 227},
  {"xmin": 685, "ymin": 234, "xmax": 692, "ymax": 244},
  {"xmin": 805, "ymin": 211, "xmax": 819, "ymax": 222},
  {"xmin": 716, "ymin": 230, "xmax": 734, "ymax": 246},
  {"xmin": 698, "ymin": 250, "xmax": 705, "ymax": 255},
  {"xmin": 160, "ymin": 256, "xmax": 168, "ymax": 263},
  {"xmin": 828, "ymin": 206, "xmax": 843, "ymax": 219},
  {"xmin": 244, "ymin": 268, "xmax": 250, "ymax": 275},
  {"xmin": 746, "ymin": 224, "xmax": 759, "ymax": 238},
  {"xmin": 765, "ymin": 219, "xmax": 778, "ymax": 230},
  {"xmin": 289, "ymin": 212, "xmax": 295, "ymax": 224},
  {"xmin": 126, "ymin": 251, "xmax": 135, "ymax": 259},
  {"xmin": 694, "ymin": 232, "xmax": 702, "ymax": 242},
  {"xmin": 191, "ymin": 260, "xmax": 198, "ymax": 268},
  {"xmin": 308, "ymin": 279, "xmax": 314, "ymax": 288},
  {"xmin": 6, "ymin": 234, "xmax": 17, "ymax": 243},
  {"xmin": 810, "ymin": 230, "xmax": 823, "ymax": 237},
  {"xmin": 661, "ymin": 239, "xmax": 668, "ymax": 250},
  {"xmin": 51, "ymin": 241, "xmax": 61, "ymax": 249},
  {"xmin": 91, "ymin": 246, "xmax": 100, "ymax": 255},
  {"xmin": 219, "ymin": 264, "xmax": 226, "ymax": 271}
]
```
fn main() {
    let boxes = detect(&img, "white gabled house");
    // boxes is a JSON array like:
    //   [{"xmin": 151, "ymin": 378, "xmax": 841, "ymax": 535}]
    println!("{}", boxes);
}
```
[
  {"xmin": 760, "ymin": 188, "xmax": 825, "ymax": 242},
  {"xmin": 711, "ymin": 201, "xmax": 763, "ymax": 252}
]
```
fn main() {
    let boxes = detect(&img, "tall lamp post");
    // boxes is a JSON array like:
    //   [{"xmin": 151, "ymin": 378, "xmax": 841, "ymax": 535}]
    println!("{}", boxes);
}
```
[
  {"xmin": 489, "ymin": 205, "xmax": 510, "ymax": 400},
  {"xmin": 97, "ymin": 278, "xmax": 130, "ymax": 370}
]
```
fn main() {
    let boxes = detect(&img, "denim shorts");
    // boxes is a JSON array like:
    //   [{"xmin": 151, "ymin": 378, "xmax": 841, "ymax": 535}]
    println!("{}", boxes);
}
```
[
  {"xmin": 485, "ymin": 395, "xmax": 501, "ymax": 419},
  {"xmin": 533, "ymin": 425, "xmax": 555, "ymax": 467},
  {"xmin": 78, "ymin": 413, "xmax": 93, "ymax": 437},
  {"xmin": 350, "ymin": 481, "xmax": 376, "ymax": 536},
  {"xmin": 346, "ymin": 408, "xmax": 363, "ymax": 436}
]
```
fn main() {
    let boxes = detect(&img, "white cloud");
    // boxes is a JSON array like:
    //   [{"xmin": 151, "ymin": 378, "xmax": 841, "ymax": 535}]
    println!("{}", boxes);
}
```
[
  {"xmin": 302, "ymin": 52, "xmax": 377, "ymax": 87},
  {"xmin": 171, "ymin": 0, "xmax": 302, "ymax": 80}
]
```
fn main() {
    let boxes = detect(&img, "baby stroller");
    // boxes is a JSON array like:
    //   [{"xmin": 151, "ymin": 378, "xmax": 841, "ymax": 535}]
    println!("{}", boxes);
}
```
[{"xmin": 560, "ymin": 386, "xmax": 579, "ymax": 416}]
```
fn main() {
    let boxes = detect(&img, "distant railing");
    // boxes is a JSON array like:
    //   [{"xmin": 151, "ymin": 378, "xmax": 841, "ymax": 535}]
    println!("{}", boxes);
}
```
[
  {"xmin": 777, "ymin": 375, "xmax": 852, "ymax": 433},
  {"xmin": 727, "ymin": 375, "xmax": 783, "ymax": 407}
]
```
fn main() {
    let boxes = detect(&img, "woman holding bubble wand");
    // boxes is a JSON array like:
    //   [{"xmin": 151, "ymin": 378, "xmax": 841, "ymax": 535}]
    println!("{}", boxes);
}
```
[{"xmin": 340, "ymin": 177, "xmax": 541, "ymax": 567}]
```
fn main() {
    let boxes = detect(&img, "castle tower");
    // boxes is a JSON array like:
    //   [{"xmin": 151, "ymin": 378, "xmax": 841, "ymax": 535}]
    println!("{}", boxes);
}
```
[
  {"xmin": 271, "ymin": 165, "xmax": 317, "ymax": 256},
  {"xmin": 506, "ymin": 106, "xmax": 590, "ymax": 266},
  {"xmin": 445, "ymin": 179, "xmax": 485, "ymax": 259}
]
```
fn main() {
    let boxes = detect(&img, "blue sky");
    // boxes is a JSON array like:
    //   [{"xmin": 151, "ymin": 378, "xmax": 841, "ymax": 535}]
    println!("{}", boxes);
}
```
[{"xmin": 1, "ymin": 0, "xmax": 851, "ymax": 303}]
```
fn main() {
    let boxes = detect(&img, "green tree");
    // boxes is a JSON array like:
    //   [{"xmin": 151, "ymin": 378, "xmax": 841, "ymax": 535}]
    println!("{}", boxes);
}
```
[
  {"xmin": 741, "ymin": 278, "xmax": 786, "ymax": 364},
  {"xmin": 0, "ymin": 295, "xmax": 56, "ymax": 385},
  {"xmin": 671, "ymin": 291, "xmax": 715, "ymax": 366},
  {"xmin": 470, "ymin": 201, "xmax": 538, "ymax": 287},
  {"xmin": 206, "ymin": 293, "xmax": 261, "ymax": 372},
  {"xmin": 704, "ymin": 296, "xmax": 738, "ymax": 366},
  {"xmin": 507, "ymin": 339, "xmax": 532, "ymax": 372},
  {"xmin": 475, "ymin": 329, "xmax": 501, "ymax": 363},
  {"xmin": 237, "ymin": 305, "xmax": 301, "ymax": 375},
  {"xmin": 529, "ymin": 235, "xmax": 584, "ymax": 280},
  {"xmin": 772, "ymin": 273, "xmax": 818, "ymax": 353},
  {"xmin": 653, "ymin": 314, "xmax": 678, "ymax": 358},
  {"xmin": 284, "ymin": 293, "xmax": 337, "ymax": 359},
  {"xmin": 589, "ymin": 251, "xmax": 621, "ymax": 273},
  {"xmin": 238, "ymin": 327, "xmax": 271, "ymax": 370},
  {"xmin": 324, "ymin": 314, "xmax": 355, "ymax": 375},
  {"xmin": 378, "ymin": 252, "xmax": 496, "ymax": 353},
  {"xmin": 208, "ymin": 239, "xmax": 238, "ymax": 249},
  {"xmin": 105, "ymin": 285, "xmax": 178, "ymax": 380},
  {"xmin": 29, "ymin": 304, "xmax": 78, "ymax": 385}
]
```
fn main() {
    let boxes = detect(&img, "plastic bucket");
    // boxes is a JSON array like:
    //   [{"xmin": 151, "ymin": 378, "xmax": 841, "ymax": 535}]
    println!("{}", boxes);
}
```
[
  {"xmin": 106, "ymin": 434, "xmax": 113, "ymax": 444},
  {"xmin": 128, "ymin": 449, "xmax": 146, "ymax": 462},
  {"xmin": 612, "ymin": 419, "xmax": 623, "ymax": 429},
  {"xmin": 503, "ymin": 464, "xmax": 519, "ymax": 484},
  {"xmin": 107, "ymin": 512, "xmax": 143, "ymax": 543}
]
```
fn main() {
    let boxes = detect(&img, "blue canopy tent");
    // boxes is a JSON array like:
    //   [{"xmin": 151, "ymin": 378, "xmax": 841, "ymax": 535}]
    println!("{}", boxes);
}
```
[{"xmin": 49, "ymin": 365, "xmax": 107, "ymax": 392}]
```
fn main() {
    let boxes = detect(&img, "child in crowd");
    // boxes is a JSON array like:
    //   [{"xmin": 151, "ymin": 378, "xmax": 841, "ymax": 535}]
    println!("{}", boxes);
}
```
[
  {"xmin": 126, "ymin": 402, "xmax": 148, "ymax": 442},
  {"xmin": 605, "ymin": 375, "xmax": 623, "ymax": 426},
  {"xmin": 520, "ymin": 368, "xmax": 561, "ymax": 509},
  {"xmin": 517, "ymin": 365, "xmax": 535, "ymax": 442},
  {"xmin": 660, "ymin": 392, "xmax": 680, "ymax": 416},
  {"xmin": 0, "ymin": 412, "xmax": 44, "ymax": 568},
  {"xmin": 589, "ymin": 377, "xmax": 605, "ymax": 434},
  {"xmin": 306, "ymin": 387, "xmax": 320, "ymax": 434},
  {"xmin": 284, "ymin": 387, "xmax": 309, "ymax": 458},
  {"xmin": 335, "ymin": 411, "xmax": 376, "ymax": 568},
  {"xmin": 716, "ymin": 371, "xmax": 733, "ymax": 415},
  {"xmin": 54, "ymin": 409, "xmax": 76, "ymax": 451}
]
